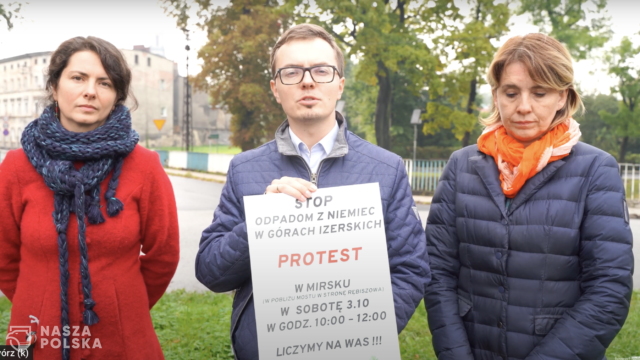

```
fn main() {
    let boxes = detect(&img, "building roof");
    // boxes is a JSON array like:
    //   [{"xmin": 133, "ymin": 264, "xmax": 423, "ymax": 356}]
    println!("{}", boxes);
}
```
[
  {"xmin": 1, "ymin": 47, "xmax": 170, "ymax": 65},
  {"xmin": 127, "ymin": 46, "xmax": 167, "ymax": 59},
  {"xmin": 0, "ymin": 51, "xmax": 52, "ymax": 64}
]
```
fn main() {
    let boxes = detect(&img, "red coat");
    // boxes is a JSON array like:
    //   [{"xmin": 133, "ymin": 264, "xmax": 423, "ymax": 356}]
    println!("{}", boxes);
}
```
[{"xmin": 0, "ymin": 145, "xmax": 180, "ymax": 360}]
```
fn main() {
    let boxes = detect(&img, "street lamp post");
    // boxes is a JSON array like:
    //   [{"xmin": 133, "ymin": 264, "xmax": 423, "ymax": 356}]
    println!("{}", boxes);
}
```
[
  {"xmin": 182, "ymin": 28, "xmax": 193, "ymax": 152},
  {"xmin": 410, "ymin": 109, "xmax": 422, "ymax": 188},
  {"xmin": 410, "ymin": 109, "xmax": 422, "ymax": 164}
]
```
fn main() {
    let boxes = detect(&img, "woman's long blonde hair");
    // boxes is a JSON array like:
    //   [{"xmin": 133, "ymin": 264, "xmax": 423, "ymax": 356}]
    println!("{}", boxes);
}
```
[{"xmin": 481, "ymin": 33, "xmax": 584, "ymax": 128}]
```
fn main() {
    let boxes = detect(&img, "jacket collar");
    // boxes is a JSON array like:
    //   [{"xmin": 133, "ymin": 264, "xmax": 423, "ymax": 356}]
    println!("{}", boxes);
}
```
[
  {"xmin": 471, "ymin": 149, "xmax": 570, "ymax": 217},
  {"xmin": 275, "ymin": 111, "xmax": 349, "ymax": 158}
]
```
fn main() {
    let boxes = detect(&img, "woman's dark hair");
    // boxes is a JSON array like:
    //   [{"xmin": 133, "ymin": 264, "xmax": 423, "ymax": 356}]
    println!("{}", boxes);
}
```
[{"xmin": 46, "ymin": 36, "xmax": 138, "ymax": 110}]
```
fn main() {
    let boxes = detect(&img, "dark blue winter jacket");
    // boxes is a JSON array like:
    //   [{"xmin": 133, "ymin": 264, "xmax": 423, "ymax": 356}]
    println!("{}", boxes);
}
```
[
  {"xmin": 424, "ymin": 143, "xmax": 634, "ymax": 360},
  {"xmin": 196, "ymin": 113, "xmax": 430, "ymax": 359}
]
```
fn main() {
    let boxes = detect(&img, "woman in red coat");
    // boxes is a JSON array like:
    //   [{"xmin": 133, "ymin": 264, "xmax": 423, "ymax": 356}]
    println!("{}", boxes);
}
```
[{"xmin": 0, "ymin": 36, "xmax": 180, "ymax": 360}]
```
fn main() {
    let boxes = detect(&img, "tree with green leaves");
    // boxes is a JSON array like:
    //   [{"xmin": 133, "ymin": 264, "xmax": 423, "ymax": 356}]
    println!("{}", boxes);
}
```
[
  {"xmin": 342, "ymin": 60, "xmax": 378, "ymax": 142},
  {"xmin": 292, "ymin": 0, "xmax": 456, "ymax": 150},
  {"xmin": 424, "ymin": 0, "xmax": 510, "ymax": 147},
  {"xmin": 598, "ymin": 36, "xmax": 640, "ymax": 163},
  {"xmin": 517, "ymin": 0, "xmax": 611, "ymax": 60},
  {"xmin": 576, "ymin": 93, "xmax": 618, "ymax": 154},
  {"xmin": 0, "ymin": 2, "xmax": 21, "ymax": 30},
  {"xmin": 162, "ymin": 0, "xmax": 291, "ymax": 151}
]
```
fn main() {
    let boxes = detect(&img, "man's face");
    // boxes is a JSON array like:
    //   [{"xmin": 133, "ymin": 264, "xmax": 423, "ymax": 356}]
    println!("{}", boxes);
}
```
[{"xmin": 270, "ymin": 38, "xmax": 345, "ymax": 126}]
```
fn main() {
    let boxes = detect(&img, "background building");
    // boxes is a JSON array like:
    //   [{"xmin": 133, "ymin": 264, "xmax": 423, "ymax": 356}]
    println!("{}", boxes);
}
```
[
  {"xmin": 121, "ymin": 46, "xmax": 176, "ymax": 147},
  {"xmin": 174, "ymin": 76, "xmax": 232, "ymax": 147},
  {"xmin": 0, "ymin": 47, "xmax": 231, "ymax": 150},
  {"xmin": 0, "ymin": 52, "xmax": 50, "ymax": 149}
]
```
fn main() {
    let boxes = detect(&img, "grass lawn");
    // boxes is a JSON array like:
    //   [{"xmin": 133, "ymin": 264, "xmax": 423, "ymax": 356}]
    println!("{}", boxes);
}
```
[
  {"xmin": 154, "ymin": 145, "xmax": 242, "ymax": 155},
  {"xmin": 1, "ymin": 290, "xmax": 638, "ymax": 359},
  {"xmin": 0, "ymin": 296, "xmax": 9, "ymax": 342}
]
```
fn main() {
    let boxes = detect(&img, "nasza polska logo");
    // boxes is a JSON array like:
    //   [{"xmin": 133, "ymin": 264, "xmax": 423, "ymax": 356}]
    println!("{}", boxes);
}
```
[{"xmin": 38, "ymin": 326, "xmax": 102, "ymax": 349}]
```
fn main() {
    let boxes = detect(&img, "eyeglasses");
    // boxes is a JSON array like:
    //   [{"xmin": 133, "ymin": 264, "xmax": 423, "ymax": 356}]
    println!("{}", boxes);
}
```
[{"xmin": 275, "ymin": 65, "xmax": 340, "ymax": 85}]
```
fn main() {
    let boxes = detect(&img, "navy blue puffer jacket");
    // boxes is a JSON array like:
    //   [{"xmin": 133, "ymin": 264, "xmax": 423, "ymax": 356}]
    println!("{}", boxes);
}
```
[
  {"xmin": 196, "ymin": 113, "xmax": 430, "ymax": 359},
  {"xmin": 424, "ymin": 143, "xmax": 634, "ymax": 360}
]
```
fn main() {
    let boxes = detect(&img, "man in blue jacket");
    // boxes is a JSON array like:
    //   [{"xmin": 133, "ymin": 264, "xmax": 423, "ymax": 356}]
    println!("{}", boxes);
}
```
[{"xmin": 195, "ymin": 23, "xmax": 430, "ymax": 359}]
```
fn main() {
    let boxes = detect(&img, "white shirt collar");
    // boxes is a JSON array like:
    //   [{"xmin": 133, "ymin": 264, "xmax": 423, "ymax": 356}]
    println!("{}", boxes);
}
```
[{"xmin": 288, "ymin": 120, "xmax": 339, "ymax": 155}]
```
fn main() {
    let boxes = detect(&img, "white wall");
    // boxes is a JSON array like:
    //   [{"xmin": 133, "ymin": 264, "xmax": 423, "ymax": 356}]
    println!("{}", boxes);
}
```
[
  {"xmin": 167, "ymin": 151, "xmax": 188, "ymax": 169},
  {"xmin": 207, "ymin": 154, "xmax": 234, "ymax": 174}
]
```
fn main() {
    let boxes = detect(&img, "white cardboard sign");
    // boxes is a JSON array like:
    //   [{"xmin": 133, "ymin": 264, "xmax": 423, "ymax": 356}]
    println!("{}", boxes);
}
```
[{"xmin": 244, "ymin": 183, "xmax": 401, "ymax": 360}]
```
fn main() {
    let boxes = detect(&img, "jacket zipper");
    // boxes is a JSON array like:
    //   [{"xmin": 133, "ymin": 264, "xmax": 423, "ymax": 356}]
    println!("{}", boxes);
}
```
[
  {"xmin": 313, "ymin": 158, "xmax": 332, "ymax": 185},
  {"xmin": 295, "ymin": 155, "xmax": 334, "ymax": 186}
]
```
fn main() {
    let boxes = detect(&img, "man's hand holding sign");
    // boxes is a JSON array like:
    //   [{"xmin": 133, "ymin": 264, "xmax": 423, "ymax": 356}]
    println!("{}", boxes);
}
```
[{"xmin": 265, "ymin": 176, "xmax": 317, "ymax": 202}]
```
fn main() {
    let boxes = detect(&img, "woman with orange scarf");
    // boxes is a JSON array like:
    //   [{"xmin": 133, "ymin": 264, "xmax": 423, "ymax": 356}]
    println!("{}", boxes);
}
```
[{"xmin": 424, "ymin": 33, "xmax": 634, "ymax": 360}]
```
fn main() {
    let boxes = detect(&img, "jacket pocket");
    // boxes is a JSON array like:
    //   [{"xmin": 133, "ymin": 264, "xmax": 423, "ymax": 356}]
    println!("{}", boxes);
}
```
[
  {"xmin": 534, "ymin": 315, "xmax": 562, "ymax": 335},
  {"xmin": 458, "ymin": 295, "xmax": 472, "ymax": 317}
]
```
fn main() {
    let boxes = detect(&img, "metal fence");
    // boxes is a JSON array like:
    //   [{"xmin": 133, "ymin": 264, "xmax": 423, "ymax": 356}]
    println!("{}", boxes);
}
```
[
  {"xmin": 404, "ymin": 161, "xmax": 640, "ymax": 198},
  {"xmin": 404, "ymin": 159, "xmax": 448, "ymax": 193},
  {"xmin": 619, "ymin": 163, "xmax": 640, "ymax": 201}
]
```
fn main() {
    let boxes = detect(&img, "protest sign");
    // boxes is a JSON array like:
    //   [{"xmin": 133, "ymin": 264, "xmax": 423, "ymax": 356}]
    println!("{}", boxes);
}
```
[{"xmin": 244, "ymin": 183, "xmax": 401, "ymax": 360}]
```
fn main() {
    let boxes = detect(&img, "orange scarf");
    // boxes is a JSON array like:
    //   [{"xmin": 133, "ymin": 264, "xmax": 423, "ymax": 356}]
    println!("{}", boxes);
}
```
[{"xmin": 477, "ymin": 118, "xmax": 581, "ymax": 198}]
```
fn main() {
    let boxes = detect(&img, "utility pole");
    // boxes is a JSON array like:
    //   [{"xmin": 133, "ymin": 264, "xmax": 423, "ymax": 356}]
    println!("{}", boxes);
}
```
[
  {"xmin": 410, "ymin": 109, "xmax": 422, "ymax": 164},
  {"xmin": 410, "ymin": 109, "xmax": 422, "ymax": 189},
  {"xmin": 182, "ymin": 28, "xmax": 193, "ymax": 152}
]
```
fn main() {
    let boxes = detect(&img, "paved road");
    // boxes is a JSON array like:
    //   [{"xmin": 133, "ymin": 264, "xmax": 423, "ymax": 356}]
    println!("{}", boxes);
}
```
[
  {"xmin": 166, "ymin": 176, "xmax": 222, "ymax": 292},
  {"xmin": 168, "ymin": 177, "xmax": 640, "ymax": 291}
]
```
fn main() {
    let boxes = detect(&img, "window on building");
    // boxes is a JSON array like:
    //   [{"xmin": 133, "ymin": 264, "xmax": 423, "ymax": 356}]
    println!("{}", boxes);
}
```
[
  {"xmin": 16, "ymin": 99, "xmax": 21, "ymax": 115},
  {"xmin": 10, "ymin": 64, "xmax": 13, "ymax": 69},
  {"xmin": 23, "ymin": 77, "xmax": 27, "ymax": 89},
  {"xmin": 16, "ymin": 63, "xmax": 19, "ymax": 68},
  {"xmin": 160, "ymin": 79, "xmax": 165, "ymax": 90},
  {"xmin": 147, "ymin": 57, "xmax": 151, "ymax": 67},
  {"xmin": 34, "ymin": 58, "xmax": 38, "ymax": 65},
  {"xmin": 24, "ymin": 98, "xmax": 28, "ymax": 114},
  {"xmin": 10, "ymin": 79, "xmax": 14, "ymax": 91},
  {"xmin": 34, "ymin": 102, "xmax": 38, "ymax": 115},
  {"xmin": 23, "ymin": 61, "xmax": 26, "ymax": 67},
  {"xmin": 34, "ymin": 76, "xmax": 38, "ymax": 87},
  {"xmin": 135, "ymin": 55, "xmax": 139, "ymax": 65},
  {"xmin": 161, "ymin": 107, "xmax": 167, "ymax": 117},
  {"xmin": 43, "ymin": 58, "xmax": 47, "ymax": 64}
]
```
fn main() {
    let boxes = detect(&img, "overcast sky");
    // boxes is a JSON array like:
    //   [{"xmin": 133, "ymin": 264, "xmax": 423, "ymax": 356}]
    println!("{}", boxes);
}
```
[
  {"xmin": 0, "ymin": 0, "xmax": 638, "ymax": 98},
  {"xmin": 0, "ymin": 0, "xmax": 216, "ymax": 76}
]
